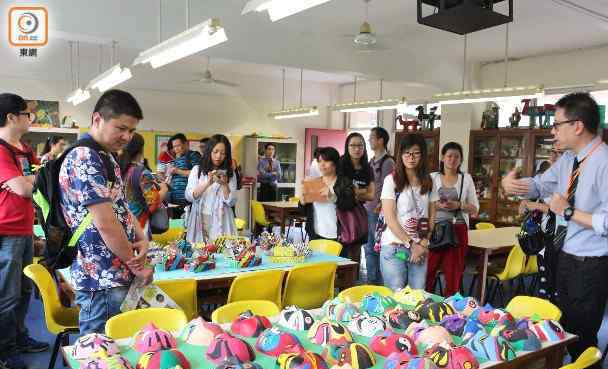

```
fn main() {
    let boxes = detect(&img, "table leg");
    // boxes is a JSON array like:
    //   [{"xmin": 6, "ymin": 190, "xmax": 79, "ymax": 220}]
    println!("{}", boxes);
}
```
[
  {"xmin": 479, "ymin": 250, "xmax": 489, "ymax": 305},
  {"xmin": 280, "ymin": 209, "xmax": 286, "ymax": 235},
  {"xmin": 545, "ymin": 347, "xmax": 566, "ymax": 369}
]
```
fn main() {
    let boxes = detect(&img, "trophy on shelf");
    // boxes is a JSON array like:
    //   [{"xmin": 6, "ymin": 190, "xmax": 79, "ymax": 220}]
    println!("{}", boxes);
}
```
[
  {"xmin": 509, "ymin": 107, "xmax": 521, "ymax": 128},
  {"xmin": 396, "ymin": 114, "xmax": 419, "ymax": 131},
  {"xmin": 521, "ymin": 98, "xmax": 538, "ymax": 128},
  {"xmin": 415, "ymin": 105, "xmax": 441, "ymax": 131},
  {"xmin": 481, "ymin": 102, "xmax": 499, "ymax": 130},
  {"xmin": 539, "ymin": 104, "xmax": 555, "ymax": 129}
]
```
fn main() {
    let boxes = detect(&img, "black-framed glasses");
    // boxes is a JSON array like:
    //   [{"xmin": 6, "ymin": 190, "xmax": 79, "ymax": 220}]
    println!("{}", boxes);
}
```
[
  {"xmin": 15, "ymin": 112, "xmax": 35, "ymax": 123},
  {"xmin": 552, "ymin": 119, "xmax": 577, "ymax": 130},
  {"xmin": 403, "ymin": 151, "xmax": 422, "ymax": 158}
]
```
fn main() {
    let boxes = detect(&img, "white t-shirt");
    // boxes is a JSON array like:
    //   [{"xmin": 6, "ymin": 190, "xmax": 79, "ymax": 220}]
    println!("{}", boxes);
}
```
[
  {"xmin": 380, "ymin": 174, "xmax": 430, "ymax": 246},
  {"xmin": 313, "ymin": 201, "xmax": 338, "ymax": 239}
]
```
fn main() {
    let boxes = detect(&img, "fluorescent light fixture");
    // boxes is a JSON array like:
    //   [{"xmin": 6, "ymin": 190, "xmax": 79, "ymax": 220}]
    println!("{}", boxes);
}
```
[
  {"xmin": 433, "ymin": 85, "xmax": 544, "ymax": 105},
  {"xmin": 331, "ymin": 97, "xmax": 407, "ymax": 113},
  {"xmin": 242, "ymin": 0, "xmax": 332, "ymax": 22},
  {"xmin": 133, "ymin": 18, "xmax": 227, "ymax": 69},
  {"xmin": 88, "ymin": 64, "xmax": 132, "ymax": 92},
  {"xmin": 66, "ymin": 88, "xmax": 91, "ymax": 106},
  {"xmin": 269, "ymin": 106, "xmax": 319, "ymax": 120}
]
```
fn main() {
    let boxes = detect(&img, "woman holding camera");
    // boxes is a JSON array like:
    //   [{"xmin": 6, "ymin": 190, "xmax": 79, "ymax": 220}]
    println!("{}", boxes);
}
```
[{"xmin": 185, "ymin": 134, "xmax": 237, "ymax": 243}]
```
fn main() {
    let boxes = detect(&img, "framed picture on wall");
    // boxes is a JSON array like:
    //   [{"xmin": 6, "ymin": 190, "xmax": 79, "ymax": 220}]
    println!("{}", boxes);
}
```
[
  {"xmin": 155, "ymin": 134, "xmax": 172, "ymax": 167},
  {"xmin": 26, "ymin": 100, "xmax": 60, "ymax": 127}
]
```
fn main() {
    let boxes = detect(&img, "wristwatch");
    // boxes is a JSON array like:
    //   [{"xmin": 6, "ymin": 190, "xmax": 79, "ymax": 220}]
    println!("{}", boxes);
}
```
[{"xmin": 564, "ymin": 206, "xmax": 574, "ymax": 221}]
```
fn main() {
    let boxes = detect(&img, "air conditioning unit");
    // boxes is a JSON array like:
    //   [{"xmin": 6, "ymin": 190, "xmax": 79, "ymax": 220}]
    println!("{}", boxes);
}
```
[{"xmin": 417, "ymin": 0, "xmax": 513, "ymax": 35}]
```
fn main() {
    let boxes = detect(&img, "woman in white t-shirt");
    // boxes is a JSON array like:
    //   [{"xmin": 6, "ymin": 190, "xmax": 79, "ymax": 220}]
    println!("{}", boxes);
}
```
[
  {"xmin": 379, "ymin": 134, "xmax": 434, "ymax": 290},
  {"xmin": 185, "ymin": 134, "xmax": 237, "ymax": 243},
  {"xmin": 426, "ymin": 142, "xmax": 479, "ymax": 296}
]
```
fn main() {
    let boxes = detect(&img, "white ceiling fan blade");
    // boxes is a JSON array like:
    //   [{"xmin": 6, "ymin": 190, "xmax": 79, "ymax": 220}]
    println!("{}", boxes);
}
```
[{"xmin": 213, "ymin": 79, "xmax": 239, "ymax": 87}]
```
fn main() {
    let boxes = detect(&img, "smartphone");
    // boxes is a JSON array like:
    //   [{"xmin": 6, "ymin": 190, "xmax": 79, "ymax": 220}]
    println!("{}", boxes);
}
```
[{"xmin": 215, "ymin": 169, "xmax": 227, "ymax": 176}]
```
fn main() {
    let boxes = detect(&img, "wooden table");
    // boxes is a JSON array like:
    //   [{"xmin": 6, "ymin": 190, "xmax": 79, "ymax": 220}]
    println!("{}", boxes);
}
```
[
  {"xmin": 468, "ymin": 226, "xmax": 519, "ymax": 305},
  {"xmin": 261, "ymin": 201, "xmax": 304, "ymax": 234}
]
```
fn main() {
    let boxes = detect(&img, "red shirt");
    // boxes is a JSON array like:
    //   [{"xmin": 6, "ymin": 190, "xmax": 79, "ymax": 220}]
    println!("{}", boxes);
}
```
[{"xmin": 0, "ymin": 141, "xmax": 38, "ymax": 235}]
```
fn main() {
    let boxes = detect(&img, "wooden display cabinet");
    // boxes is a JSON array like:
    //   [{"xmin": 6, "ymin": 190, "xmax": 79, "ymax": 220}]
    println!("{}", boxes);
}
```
[
  {"xmin": 394, "ymin": 129, "xmax": 440, "ymax": 172},
  {"xmin": 469, "ymin": 128, "xmax": 552, "ymax": 226}
]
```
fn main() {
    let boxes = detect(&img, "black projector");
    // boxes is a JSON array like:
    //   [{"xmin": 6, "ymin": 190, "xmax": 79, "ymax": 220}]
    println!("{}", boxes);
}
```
[{"xmin": 417, "ymin": 0, "xmax": 513, "ymax": 35}]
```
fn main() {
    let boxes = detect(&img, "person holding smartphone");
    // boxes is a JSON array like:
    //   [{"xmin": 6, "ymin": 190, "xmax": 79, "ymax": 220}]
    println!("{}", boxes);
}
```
[{"xmin": 185, "ymin": 134, "xmax": 237, "ymax": 243}]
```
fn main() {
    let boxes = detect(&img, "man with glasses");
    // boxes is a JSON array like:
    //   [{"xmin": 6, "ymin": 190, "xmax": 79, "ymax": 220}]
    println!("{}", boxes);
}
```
[
  {"xmin": 0, "ymin": 93, "xmax": 48, "ymax": 369},
  {"xmin": 365, "ymin": 127, "xmax": 394, "ymax": 284},
  {"xmin": 257, "ymin": 143, "xmax": 282, "ymax": 201},
  {"xmin": 502, "ymin": 92, "xmax": 608, "ymax": 369}
]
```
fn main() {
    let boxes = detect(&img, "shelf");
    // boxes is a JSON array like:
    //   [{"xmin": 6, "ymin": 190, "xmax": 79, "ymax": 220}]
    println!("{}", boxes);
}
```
[
  {"xmin": 280, "ymin": 161, "xmax": 296, "ymax": 165},
  {"xmin": 28, "ymin": 127, "xmax": 80, "ymax": 134},
  {"xmin": 474, "ymin": 155, "xmax": 495, "ymax": 159},
  {"xmin": 499, "ymin": 156, "xmax": 525, "ymax": 160}
]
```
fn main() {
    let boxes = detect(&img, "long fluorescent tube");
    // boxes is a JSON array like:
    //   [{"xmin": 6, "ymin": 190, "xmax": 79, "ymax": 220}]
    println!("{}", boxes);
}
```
[
  {"xmin": 331, "ymin": 97, "xmax": 407, "ymax": 113},
  {"xmin": 269, "ymin": 106, "xmax": 319, "ymax": 120},
  {"xmin": 434, "ymin": 85, "xmax": 544, "ymax": 105},
  {"xmin": 242, "ymin": 0, "xmax": 332, "ymax": 22},
  {"xmin": 66, "ymin": 88, "xmax": 91, "ymax": 106},
  {"xmin": 133, "ymin": 18, "xmax": 227, "ymax": 69},
  {"xmin": 88, "ymin": 64, "xmax": 132, "ymax": 92}
]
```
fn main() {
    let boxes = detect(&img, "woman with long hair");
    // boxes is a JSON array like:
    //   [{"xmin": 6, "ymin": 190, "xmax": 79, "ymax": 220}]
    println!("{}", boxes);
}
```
[
  {"xmin": 119, "ymin": 132, "xmax": 169, "ymax": 238},
  {"xmin": 379, "ymin": 134, "xmax": 434, "ymax": 290},
  {"xmin": 301, "ymin": 147, "xmax": 357, "ymax": 243},
  {"xmin": 426, "ymin": 142, "xmax": 479, "ymax": 296},
  {"xmin": 185, "ymin": 134, "xmax": 237, "ymax": 243},
  {"xmin": 40, "ymin": 135, "xmax": 66, "ymax": 164},
  {"xmin": 338, "ymin": 132, "xmax": 374, "ymax": 262}
]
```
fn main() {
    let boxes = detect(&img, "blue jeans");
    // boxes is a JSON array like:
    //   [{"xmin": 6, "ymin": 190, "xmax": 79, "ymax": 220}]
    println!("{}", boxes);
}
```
[
  {"xmin": 0, "ymin": 236, "xmax": 33, "ymax": 354},
  {"xmin": 75, "ymin": 286, "xmax": 130, "ymax": 335},
  {"xmin": 364, "ymin": 210, "xmax": 382, "ymax": 284},
  {"xmin": 380, "ymin": 243, "xmax": 427, "ymax": 291}
]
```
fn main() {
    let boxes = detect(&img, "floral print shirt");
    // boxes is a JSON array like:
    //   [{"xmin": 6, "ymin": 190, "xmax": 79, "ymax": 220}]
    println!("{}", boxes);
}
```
[{"xmin": 59, "ymin": 143, "xmax": 135, "ymax": 291}]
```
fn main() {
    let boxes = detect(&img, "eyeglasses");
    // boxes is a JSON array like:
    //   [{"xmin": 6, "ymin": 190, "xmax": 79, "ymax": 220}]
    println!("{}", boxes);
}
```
[
  {"xmin": 552, "ymin": 119, "xmax": 577, "ymax": 130},
  {"xmin": 15, "ymin": 112, "xmax": 35, "ymax": 123},
  {"xmin": 348, "ymin": 144, "xmax": 365, "ymax": 149},
  {"xmin": 403, "ymin": 151, "xmax": 422, "ymax": 158}
]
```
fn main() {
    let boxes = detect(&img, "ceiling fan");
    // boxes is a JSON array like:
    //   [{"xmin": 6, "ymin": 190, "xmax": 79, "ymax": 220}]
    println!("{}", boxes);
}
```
[
  {"xmin": 185, "ymin": 57, "xmax": 239, "ymax": 87},
  {"xmin": 344, "ymin": 0, "xmax": 390, "ymax": 52}
]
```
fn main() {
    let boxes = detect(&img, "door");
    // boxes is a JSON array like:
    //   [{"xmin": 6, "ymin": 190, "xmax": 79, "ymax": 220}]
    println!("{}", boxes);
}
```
[{"xmin": 304, "ymin": 128, "xmax": 348, "ymax": 177}]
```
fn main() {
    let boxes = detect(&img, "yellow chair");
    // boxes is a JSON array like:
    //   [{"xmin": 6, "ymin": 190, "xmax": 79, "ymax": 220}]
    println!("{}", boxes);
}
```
[
  {"xmin": 282, "ymin": 262, "xmax": 337, "ymax": 309},
  {"xmin": 227, "ymin": 270, "xmax": 285, "ymax": 307},
  {"xmin": 475, "ymin": 222, "xmax": 496, "ymax": 230},
  {"xmin": 235, "ymin": 218, "xmax": 246, "ymax": 231},
  {"xmin": 560, "ymin": 347, "xmax": 602, "ymax": 369},
  {"xmin": 105, "ymin": 308, "xmax": 188, "ymax": 339},
  {"xmin": 251, "ymin": 200, "xmax": 271, "ymax": 228},
  {"xmin": 338, "ymin": 285, "xmax": 393, "ymax": 303},
  {"xmin": 309, "ymin": 239, "xmax": 343, "ymax": 256},
  {"xmin": 152, "ymin": 227, "xmax": 185, "ymax": 245},
  {"xmin": 155, "ymin": 279, "xmax": 198, "ymax": 320},
  {"xmin": 289, "ymin": 196, "xmax": 300, "ymax": 203},
  {"xmin": 506, "ymin": 296, "xmax": 562, "ymax": 320},
  {"xmin": 211, "ymin": 300, "xmax": 280, "ymax": 324},
  {"xmin": 23, "ymin": 264, "xmax": 79, "ymax": 369},
  {"xmin": 486, "ymin": 245, "xmax": 527, "ymax": 305}
]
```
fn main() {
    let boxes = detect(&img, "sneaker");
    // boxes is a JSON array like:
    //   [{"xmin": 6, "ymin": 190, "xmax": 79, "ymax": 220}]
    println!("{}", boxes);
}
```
[
  {"xmin": 16, "ymin": 335, "xmax": 49, "ymax": 353},
  {"xmin": 0, "ymin": 354, "xmax": 27, "ymax": 369}
]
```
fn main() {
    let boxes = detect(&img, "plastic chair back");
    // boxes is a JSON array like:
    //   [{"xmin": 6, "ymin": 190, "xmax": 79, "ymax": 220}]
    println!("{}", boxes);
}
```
[
  {"xmin": 338, "ymin": 285, "xmax": 393, "ymax": 304},
  {"xmin": 23, "ymin": 264, "xmax": 79, "ymax": 334},
  {"xmin": 152, "ymin": 227, "xmax": 185, "ymax": 245},
  {"xmin": 523, "ymin": 255, "xmax": 538, "ymax": 274},
  {"xmin": 235, "ymin": 218, "xmax": 246, "ymax": 231},
  {"xmin": 560, "ymin": 347, "xmax": 601, "ymax": 369},
  {"xmin": 155, "ymin": 279, "xmax": 198, "ymax": 320},
  {"xmin": 308, "ymin": 239, "xmax": 343, "ymax": 256},
  {"xmin": 211, "ymin": 300, "xmax": 280, "ymax": 324},
  {"xmin": 282, "ymin": 262, "xmax": 337, "ymax": 309},
  {"xmin": 251, "ymin": 200, "xmax": 270, "ymax": 227},
  {"xmin": 105, "ymin": 308, "xmax": 188, "ymax": 339},
  {"xmin": 227, "ymin": 270, "xmax": 285, "ymax": 307},
  {"xmin": 476, "ymin": 222, "xmax": 496, "ymax": 230},
  {"xmin": 494, "ymin": 245, "xmax": 526, "ymax": 281},
  {"xmin": 506, "ymin": 296, "xmax": 562, "ymax": 320},
  {"xmin": 289, "ymin": 197, "xmax": 300, "ymax": 203}
]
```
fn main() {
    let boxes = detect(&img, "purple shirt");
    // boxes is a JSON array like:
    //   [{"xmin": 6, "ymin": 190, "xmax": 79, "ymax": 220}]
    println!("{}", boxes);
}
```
[{"xmin": 365, "ymin": 151, "xmax": 395, "ymax": 212}]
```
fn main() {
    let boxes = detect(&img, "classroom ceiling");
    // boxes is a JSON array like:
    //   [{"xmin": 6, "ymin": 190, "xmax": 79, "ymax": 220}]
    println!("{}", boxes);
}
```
[{"xmin": 2, "ymin": 0, "xmax": 608, "ymax": 93}]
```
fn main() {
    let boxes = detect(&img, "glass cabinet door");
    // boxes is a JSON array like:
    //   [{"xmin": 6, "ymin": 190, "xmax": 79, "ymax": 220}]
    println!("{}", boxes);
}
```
[
  {"xmin": 497, "ymin": 135, "xmax": 528, "ymax": 224},
  {"xmin": 471, "ymin": 136, "xmax": 498, "ymax": 221}
]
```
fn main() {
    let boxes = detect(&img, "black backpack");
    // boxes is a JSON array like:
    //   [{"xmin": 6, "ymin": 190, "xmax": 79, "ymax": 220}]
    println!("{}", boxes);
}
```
[{"xmin": 33, "ymin": 137, "xmax": 116, "ymax": 269}]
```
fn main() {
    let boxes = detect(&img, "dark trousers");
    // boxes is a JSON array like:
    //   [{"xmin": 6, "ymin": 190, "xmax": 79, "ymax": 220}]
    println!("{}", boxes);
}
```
[
  {"xmin": 258, "ymin": 183, "xmax": 277, "ymax": 201},
  {"xmin": 556, "ymin": 251, "xmax": 608, "ymax": 369}
]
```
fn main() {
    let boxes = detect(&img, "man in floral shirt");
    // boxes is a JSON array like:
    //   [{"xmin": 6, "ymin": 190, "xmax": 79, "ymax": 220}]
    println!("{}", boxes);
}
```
[{"xmin": 59, "ymin": 90, "xmax": 152, "ymax": 334}]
